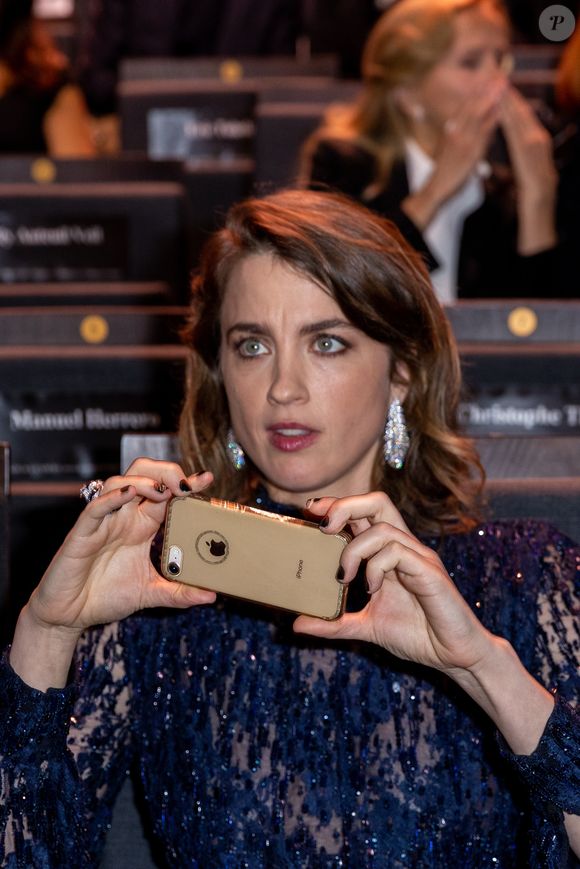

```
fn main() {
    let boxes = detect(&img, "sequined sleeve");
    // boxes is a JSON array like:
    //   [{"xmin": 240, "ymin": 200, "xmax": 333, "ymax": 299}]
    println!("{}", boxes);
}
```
[
  {"xmin": 0, "ymin": 621, "xmax": 135, "ymax": 867},
  {"xmin": 488, "ymin": 524, "xmax": 580, "ymax": 867}
]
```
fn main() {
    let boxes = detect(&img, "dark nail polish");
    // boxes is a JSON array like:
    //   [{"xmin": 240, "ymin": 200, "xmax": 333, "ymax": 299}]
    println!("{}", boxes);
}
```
[
  {"xmin": 336, "ymin": 565, "xmax": 345, "ymax": 582},
  {"xmin": 179, "ymin": 479, "xmax": 192, "ymax": 492},
  {"xmin": 320, "ymin": 516, "xmax": 329, "ymax": 528},
  {"xmin": 154, "ymin": 482, "xmax": 167, "ymax": 493},
  {"xmin": 120, "ymin": 485, "xmax": 130, "ymax": 493}
]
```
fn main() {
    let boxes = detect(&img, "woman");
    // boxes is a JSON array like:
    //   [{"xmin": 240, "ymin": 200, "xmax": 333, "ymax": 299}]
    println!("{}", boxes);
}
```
[
  {"xmin": 2, "ymin": 190, "xmax": 579, "ymax": 867},
  {"xmin": 300, "ymin": 0, "xmax": 561, "ymax": 301},
  {"xmin": 0, "ymin": 0, "xmax": 94, "ymax": 155}
]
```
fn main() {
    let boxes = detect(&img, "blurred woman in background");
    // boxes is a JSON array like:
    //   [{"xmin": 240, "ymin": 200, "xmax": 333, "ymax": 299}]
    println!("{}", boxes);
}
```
[
  {"xmin": 0, "ymin": 0, "xmax": 94, "ymax": 156},
  {"xmin": 301, "ymin": 0, "xmax": 562, "ymax": 301}
]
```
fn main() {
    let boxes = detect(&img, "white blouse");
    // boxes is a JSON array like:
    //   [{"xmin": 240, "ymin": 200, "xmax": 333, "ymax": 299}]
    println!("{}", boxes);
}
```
[{"xmin": 404, "ymin": 138, "xmax": 489, "ymax": 303}]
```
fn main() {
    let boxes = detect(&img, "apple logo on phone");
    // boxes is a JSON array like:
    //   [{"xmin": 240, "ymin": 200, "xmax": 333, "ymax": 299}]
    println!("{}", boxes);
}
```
[{"xmin": 196, "ymin": 530, "xmax": 229, "ymax": 564}]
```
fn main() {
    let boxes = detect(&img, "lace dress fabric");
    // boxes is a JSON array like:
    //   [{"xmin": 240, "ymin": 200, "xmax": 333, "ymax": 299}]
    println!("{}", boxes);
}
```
[{"xmin": 1, "ymin": 505, "xmax": 579, "ymax": 868}]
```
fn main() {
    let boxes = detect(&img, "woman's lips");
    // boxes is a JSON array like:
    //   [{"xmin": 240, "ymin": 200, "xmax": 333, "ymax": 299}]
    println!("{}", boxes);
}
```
[{"xmin": 267, "ymin": 425, "xmax": 319, "ymax": 452}]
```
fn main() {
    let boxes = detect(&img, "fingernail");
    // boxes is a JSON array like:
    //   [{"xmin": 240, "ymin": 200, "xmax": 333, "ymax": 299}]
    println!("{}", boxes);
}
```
[
  {"xmin": 120, "ymin": 485, "xmax": 130, "ymax": 493},
  {"xmin": 336, "ymin": 565, "xmax": 346, "ymax": 583},
  {"xmin": 179, "ymin": 479, "xmax": 192, "ymax": 492},
  {"xmin": 154, "ymin": 482, "xmax": 167, "ymax": 493},
  {"xmin": 320, "ymin": 516, "xmax": 329, "ymax": 528}
]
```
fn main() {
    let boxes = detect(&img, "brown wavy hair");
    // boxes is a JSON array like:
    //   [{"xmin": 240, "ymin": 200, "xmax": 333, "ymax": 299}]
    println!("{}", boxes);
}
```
[
  {"xmin": 179, "ymin": 189, "xmax": 484, "ymax": 535},
  {"xmin": 300, "ymin": 0, "xmax": 509, "ymax": 197}
]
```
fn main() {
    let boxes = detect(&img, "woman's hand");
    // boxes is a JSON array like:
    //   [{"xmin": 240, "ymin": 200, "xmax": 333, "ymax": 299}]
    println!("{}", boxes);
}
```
[
  {"xmin": 402, "ymin": 80, "xmax": 505, "ymax": 230},
  {"xmin": 10, "ymin": 460, "xmax": 216, "ymax": 690},
  {"xmin": 295, "ymin": 492, "xmax": 493, "ymax": 674},
  {"xmin": 498, "ymin": 86, "xmax": 558, "ymax": 254},
  {"xmin": 499, "ymin": 86, "xmax": 557, "ymax": 201},
  {"xmin": 295, "ymin": 492, "xmax": 556, "ymax": 759}
]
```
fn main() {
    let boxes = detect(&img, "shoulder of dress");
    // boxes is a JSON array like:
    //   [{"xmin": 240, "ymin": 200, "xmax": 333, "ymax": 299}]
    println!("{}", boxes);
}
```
[{"xmin": 438, "ymin": 519, "xmax": 579, "ymax": 588}]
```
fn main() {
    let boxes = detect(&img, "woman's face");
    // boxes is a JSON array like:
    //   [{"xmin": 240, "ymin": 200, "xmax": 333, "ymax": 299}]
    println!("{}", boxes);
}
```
[
  {"xmin": 403, "ymin": 5, "xmax": 510, "ymax": 140},
  {"xmin": 219, "ymin": 253, "xmax": 405, "ymax": 506}
]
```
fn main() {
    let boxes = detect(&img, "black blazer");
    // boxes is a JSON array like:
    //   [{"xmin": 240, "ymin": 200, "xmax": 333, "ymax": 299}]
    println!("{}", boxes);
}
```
[{"xmin": 307, "ymin": 138, "xmax": 567, "ymax": 299}]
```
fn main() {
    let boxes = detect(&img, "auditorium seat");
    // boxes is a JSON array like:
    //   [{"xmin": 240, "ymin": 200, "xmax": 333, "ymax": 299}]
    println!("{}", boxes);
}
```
[
  {"xmin": 3, "ymin": 346, "xmax": 188, "ymax": 621},
  {"xmin": 0, "ymin": 282, "xmax": 174, "ymax": 307},
  {"xmin": 255, "ymin": 101, "xmax": 326, "ymax": 189},
  {"xmin": 0, "ymin": 155, "xmax": 184, "ymax": 185},
  {"xmin": 181, "ymin": 159, "xmax": 255, "ymax": 261},
  {"xmin": 485, "ymin": 477, "xmax": 580, "ymax": 544},
  {"xmin": 0, "ymin": 305, "xmax": 188, "ymax": 345},
  {"xmin": 119, "ymin": 55, "xmax": 341, "ymax": 82},
  {"xmin": 445, "ymin": 300, "xmax": 580, "ymax": 439},
  {"xmin": 0, "ymin": 177, "xmax": 191, "ymax": 302},
  {"xmin": 475, "ymin": 435, "xmax": 580, "ymax": 479}
]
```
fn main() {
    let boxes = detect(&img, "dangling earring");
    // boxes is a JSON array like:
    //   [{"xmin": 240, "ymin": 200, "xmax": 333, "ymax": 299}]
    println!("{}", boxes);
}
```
[
  {"xmin": 226, "ymin": 428, "xmax": 245, "ymax": 470},
  {"xmin": 383, "ymin": 399, "xmax": 409, "ymax": 470}
]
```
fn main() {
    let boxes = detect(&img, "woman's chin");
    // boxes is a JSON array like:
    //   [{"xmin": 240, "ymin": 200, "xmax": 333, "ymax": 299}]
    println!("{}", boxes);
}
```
[{"xmin": 260, "ymin": 464, "xmax": 327, "ymax": 501}]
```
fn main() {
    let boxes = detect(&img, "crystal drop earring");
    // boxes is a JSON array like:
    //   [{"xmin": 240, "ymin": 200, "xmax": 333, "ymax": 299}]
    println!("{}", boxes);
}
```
[
  {"xmin": 383, "ymin": 399, "xmax": 409, "ymax": 469},
  {"xmin": 226, "ymin": 428, "xmax": 245, "ymax": 470}
]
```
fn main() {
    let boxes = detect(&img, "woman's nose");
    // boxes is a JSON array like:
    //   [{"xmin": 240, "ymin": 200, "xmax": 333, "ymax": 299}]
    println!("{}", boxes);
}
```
[{"xmin": 267, "ymin": 357, "xmax": 308, "ymax": 405}]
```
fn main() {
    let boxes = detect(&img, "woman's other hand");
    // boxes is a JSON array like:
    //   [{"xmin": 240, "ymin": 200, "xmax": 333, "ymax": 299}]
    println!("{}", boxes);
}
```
[{"xmin": 498, "ymin": 86, "xmax": 558, "ymax": 254}]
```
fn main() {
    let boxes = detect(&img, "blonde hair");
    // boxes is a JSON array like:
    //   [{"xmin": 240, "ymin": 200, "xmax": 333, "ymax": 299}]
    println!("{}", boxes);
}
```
[
  {"xmin": 301, "ymin": 0, "xmax": 508, "ymax": 196},
  {"xmin": 179, "ymin": 189, "xmax": 484, "ymax": 536}
]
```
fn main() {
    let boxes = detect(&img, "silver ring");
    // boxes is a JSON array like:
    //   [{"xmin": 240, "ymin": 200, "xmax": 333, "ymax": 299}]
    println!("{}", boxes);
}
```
[{"xmin": 80, "ymin": 479, "xmax": 105, "ymax": 504}]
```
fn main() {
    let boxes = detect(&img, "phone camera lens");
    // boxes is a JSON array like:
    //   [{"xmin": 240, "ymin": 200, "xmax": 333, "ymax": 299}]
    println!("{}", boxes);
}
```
[{"xmin": 167, "ymin": 561, "xmax": 180, "ymax": 576}]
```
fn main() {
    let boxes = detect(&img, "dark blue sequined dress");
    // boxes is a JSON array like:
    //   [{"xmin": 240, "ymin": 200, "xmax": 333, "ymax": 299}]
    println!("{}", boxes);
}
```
[{"xmin": 1, "ymin": 499, "xmax": 579, "ymax": 868}]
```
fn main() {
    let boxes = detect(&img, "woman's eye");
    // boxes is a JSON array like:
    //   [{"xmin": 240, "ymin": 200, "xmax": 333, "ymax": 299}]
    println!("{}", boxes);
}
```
[
  {"xmin": 459, "ymin": 53, "xmax": 482, "ymax": 70},
  {"xmin": 313, "ymin": 335, "xmax": 347, "ymax": 354},
  {"xmin": 237, "ymin": 338, "xmax": 267, "ymax": 357}
]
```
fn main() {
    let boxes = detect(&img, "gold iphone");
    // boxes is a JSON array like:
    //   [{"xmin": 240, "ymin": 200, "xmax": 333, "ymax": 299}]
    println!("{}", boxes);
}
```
[{"xmin": 161, "ymin": 495, "xmax": 351, "ymax": 619}]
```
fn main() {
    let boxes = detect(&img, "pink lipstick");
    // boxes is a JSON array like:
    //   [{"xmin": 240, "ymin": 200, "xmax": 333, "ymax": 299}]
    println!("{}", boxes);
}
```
[{"xmin": 267, "ymin": 422, "xmax": 319, "ymax": 452}]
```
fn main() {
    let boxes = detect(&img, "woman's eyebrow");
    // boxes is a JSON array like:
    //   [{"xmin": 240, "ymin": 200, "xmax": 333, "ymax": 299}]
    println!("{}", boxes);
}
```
[
  {"xmin": 225, "ymin": 318, "xmax": 355, "ymax": 341},
  {"xmin": 225, "ymin": 322, "xmax": 267, "ymax": 339},
  {"xmin": 299, "ymin": 318, "xmax": 354, "ymax": 335}
]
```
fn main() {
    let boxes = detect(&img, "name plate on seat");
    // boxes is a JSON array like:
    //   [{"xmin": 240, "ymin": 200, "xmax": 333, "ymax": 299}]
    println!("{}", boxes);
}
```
[
  {"xmin": 446, "ymin": 301, "xmax": 580, "ymax": 343},
  {"xmin": 0, "ymin": 350, "xmax": 186, "ymax": 482}
]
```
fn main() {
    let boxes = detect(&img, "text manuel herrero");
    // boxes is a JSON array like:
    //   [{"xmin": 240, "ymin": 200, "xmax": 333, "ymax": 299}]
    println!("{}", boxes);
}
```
[{"xmin": 9, "ymin": 408, "xmax": 161, "ymax": 432}]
